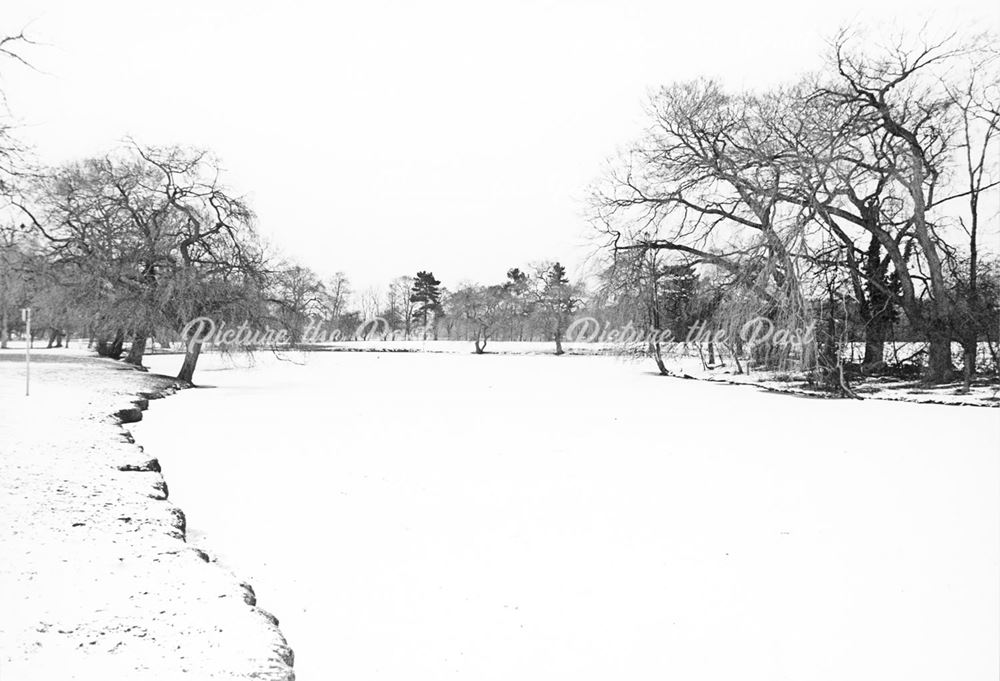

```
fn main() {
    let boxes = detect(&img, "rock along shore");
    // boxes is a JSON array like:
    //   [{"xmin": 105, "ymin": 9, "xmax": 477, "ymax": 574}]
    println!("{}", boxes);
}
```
[{"xmin": 0, "ymin": 352, "xmax": 294, "ymax": 681}]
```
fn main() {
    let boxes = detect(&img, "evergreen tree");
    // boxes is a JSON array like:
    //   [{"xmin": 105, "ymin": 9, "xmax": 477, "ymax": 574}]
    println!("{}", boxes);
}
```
[
  {"xmin": 539, "ymin": 262, "xmax": 577, "ymax": 355},
  {"xmin": 547, "ymin": 263, "xmax": 569, "ymax": 288},
  {"xmin": 502, "ymin": 268, "xmax": 533, "ymax": 340},
  {"xmin": 410, "ymin": 271, "xmax": 443, "ymax": 331}
]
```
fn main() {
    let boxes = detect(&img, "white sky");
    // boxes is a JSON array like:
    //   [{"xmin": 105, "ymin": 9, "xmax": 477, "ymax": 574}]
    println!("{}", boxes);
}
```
[{"xmin": 2, "ymin": 0, "xmax": 997, "ymax": 293}]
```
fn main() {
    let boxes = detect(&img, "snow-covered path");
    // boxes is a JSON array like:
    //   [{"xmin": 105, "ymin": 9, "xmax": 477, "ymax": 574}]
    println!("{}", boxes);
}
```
[{"xmin": 135, "ymin": 351, "xmax": 1000, "ymax": 680}]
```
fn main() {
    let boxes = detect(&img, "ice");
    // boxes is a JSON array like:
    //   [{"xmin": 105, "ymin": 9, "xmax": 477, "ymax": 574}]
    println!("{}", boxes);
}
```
[{"xmin": 135, "ymin": 350, "xmax": 1000, "ymax": 680}]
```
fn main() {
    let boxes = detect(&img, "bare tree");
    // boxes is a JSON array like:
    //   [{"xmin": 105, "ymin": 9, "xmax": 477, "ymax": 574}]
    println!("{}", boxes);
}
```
[
  {"xmin": 18, "ymin": 142, "xmax": 267, "ymax": 381},
  {"xmin": 359, "ymin": 286, "xmax": 382, "ymax": 325},
  {"xmin": 450, "ymin": 283, "xmax": 505, "ymax": 353},
  {"xmin": 389, "ymin": 276, "xmax": 415, "ymax": 337},
  {"xmin": 592, "ymin": 81, "xmax": 815, "ymax": 373},
  {"xmin": 325, "ymin": 271, "xmax": 352, "ymax": 325},
  {"xmin": 270, "ymin": 261, "xmax": 327, "ymax": 343},
  {"xmin": 594, "ymin": 28, "xmax": 998, "ymax": 386},
  {"xmin": 0, "ymin": 31, "xmax": 37, "ymax": 192},
  {"xmin": 943, "ymin": 55, "xmax": 1000, "ymax": 382},
  {"xmin": 818, "ymin": 30, "xmax": 979, "ymax": 382}
]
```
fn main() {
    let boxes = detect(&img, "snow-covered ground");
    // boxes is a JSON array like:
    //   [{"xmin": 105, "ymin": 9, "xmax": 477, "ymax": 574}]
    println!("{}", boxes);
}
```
[
  {"xmin": 134, "ymin": 349, "xmax": 1000, "ymax": 680},
  {"xmin": 0, "ymin": 351, "xmax": 294, "ymax": 681}
]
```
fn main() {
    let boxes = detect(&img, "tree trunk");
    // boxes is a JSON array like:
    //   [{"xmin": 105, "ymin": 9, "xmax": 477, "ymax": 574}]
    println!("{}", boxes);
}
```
[
  {"xmin": 729, "ymin": 344, "xmax": 744, "ymax": 374},
  {"xmin": 860, "ymin": 291, "xmax": 891, "ymax": 373},
  {"xmin": 962, "ymin": 192, "xmax": 979, "ymax": 385},
  {"xmin": 177, "ymin": 341, "xmax": 202, "ymax": 384},
  {"xmin": 650, "ymin": 341, "xmax": 668, "ymax": 375},
  {"xmin": 97, "ymin": 329, "xmax": 126, "ymax": 359},
  {"xmin": 861, "ymin": 332, "xmax": 885, "ymax": 373},
  {"xmin": 858, "ymin": 234, "xmax": 892, "ymax": 374},
  {"xmin": 961, "ymin": 335, "xmax": 977, "ymax": 384},
  {"xmin": 962, "ymin": 336, "xmax": 976, "ymax": 390},
  {"xmin": 925, "ymin": 321, "xmax": 954, "ymax": 383},
  {"xmin": 0, "ymin": 309, "xmax": 8, "ymax": 349},
  {"xmin": 906, "ymin": 150, "xmax": 953, "ymax": 383},
  {"xmin": 985, "ymin": 327, "xmax": 999, "ymax": 376},
  {"xmin": 815, "ymin": 296, "xmax": 842, "ymax": 391},
  {"xmin": 45, "ymin": 328, "xmax": 65, "ymax": 348},
  {"xmin": 124, "ymin": 333, "xmax": 148, "ymax": 366},
  {"xmin": 111, "ymin": 329, "xmax": 125, "ymax": 358}
]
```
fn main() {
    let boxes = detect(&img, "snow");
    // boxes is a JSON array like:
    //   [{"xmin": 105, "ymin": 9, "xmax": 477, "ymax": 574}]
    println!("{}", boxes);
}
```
[
  {"xmin": 135, "ymin": 349, "xmax": 1000, "ymax": 681},
  {"xmin": 0, "ymin": 352, "xmax": 293, "ymax": 681}
]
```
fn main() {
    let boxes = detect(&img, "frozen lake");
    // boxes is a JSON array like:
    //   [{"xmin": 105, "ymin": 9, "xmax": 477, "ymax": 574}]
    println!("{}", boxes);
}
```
[{"xmin": 135, "ymin": 350, "xmax": 1000, "ymax": 680}]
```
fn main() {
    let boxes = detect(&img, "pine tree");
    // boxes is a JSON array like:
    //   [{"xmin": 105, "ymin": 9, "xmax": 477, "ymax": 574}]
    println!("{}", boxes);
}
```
[
  {"xmin": 540, "ymin": 262, "xmax": 577, "ymax": 355},
  {"xmin": 410, "ymin": 271, "xmax": 443, "ymax": 333},
  {"xmin": 547, "ymin": 263, "xmax": 569, "ymax": 288},
  {"xmin": 502, "ymin": 268, "xmax": 532, "ymax": 341}
]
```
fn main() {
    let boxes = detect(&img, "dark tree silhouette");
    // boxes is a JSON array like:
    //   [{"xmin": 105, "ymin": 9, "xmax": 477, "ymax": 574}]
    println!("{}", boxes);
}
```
[{"xmin": 410, "ymin": 271, "xmax": 443, "ymax": 336}]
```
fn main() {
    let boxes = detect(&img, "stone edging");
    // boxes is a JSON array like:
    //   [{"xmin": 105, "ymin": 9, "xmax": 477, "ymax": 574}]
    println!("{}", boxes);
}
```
[{"xmin": 111, "ymin": 375, "xmax": 296, "ymax": 680}]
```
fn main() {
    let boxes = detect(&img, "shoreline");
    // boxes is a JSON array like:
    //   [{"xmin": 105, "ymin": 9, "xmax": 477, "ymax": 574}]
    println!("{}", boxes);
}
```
[
  {"xmin": 144, "ymin": 341, "xmax": 999, "ymax": 408},
  {"xmin": 0, "ymin": 352, "xmax": 295, "ymax": 680},
  {"xmin": 325, "ymin": 343, "xmax": 1000, "ymax": 408}
]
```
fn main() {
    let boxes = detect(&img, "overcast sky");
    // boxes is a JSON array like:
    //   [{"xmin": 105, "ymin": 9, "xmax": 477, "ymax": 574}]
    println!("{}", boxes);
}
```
[{"xmin": 2, "ymin": 0, "xmax": 997, "ymax": 293}]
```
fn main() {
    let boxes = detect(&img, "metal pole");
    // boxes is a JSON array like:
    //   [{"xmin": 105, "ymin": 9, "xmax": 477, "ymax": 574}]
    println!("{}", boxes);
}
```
[{"xmin": 22, "ymin": 308, "xmax": 30, "ymax": 396}]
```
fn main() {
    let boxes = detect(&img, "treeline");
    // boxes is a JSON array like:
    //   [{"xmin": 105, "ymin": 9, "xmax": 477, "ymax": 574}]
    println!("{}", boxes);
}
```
[
  {"xmin": 2, "ymin": 27, "xmax": 998, "ymax": 388},
  {"xmin": 0, "ymin": 145, "xmax": 588, "ymax": 378},
  {"xmin": 2, "ymin": 137, "xmax": 998, "ymax": 386},
  {"xmin": 349, "ymin": 265, "xmax": 580, "ymax": 354},
  {"xmin": 208, "ymin": 264, "xmax": 582, "ymax": 354},
  {"xmin": 588, "ymin": 28, "xmax": 1000, "ymax": 387}
]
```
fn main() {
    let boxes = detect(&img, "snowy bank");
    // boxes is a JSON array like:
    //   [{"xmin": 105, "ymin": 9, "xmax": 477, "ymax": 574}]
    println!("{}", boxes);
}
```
[{"xmin": 0, "ymin": 351, "xmax": 294, "ymax": 681}]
